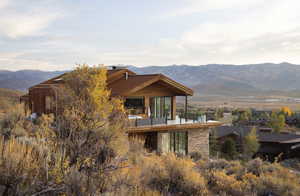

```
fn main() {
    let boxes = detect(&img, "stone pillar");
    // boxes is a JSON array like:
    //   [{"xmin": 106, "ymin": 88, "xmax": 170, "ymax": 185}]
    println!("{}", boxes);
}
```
[
  {"xmin": 157, "ymin": 132, "xmax": 170, "ymax": 154},
  {"xmin": 188, "ymin": 128, "xmax": 210, "ymax": 158}
]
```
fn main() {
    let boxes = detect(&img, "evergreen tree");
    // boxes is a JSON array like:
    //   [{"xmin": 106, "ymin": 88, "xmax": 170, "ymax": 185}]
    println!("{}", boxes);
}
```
[{"xmin": 221, "ymin": 138, "xmax": 237, "ymax": 160}]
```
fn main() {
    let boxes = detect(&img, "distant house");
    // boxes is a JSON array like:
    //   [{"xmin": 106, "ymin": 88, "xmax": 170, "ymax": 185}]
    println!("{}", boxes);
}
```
[
  {"xmin": 286, "ymin": 113, "xmax": 300, "ymax": 126},
  {"xmin": 214, "ymin": 126, "xmax": 300, "ymax": 160},
  {"xmin": 22, "ymin": 67, "xmax": 221, "ymax": 157}
]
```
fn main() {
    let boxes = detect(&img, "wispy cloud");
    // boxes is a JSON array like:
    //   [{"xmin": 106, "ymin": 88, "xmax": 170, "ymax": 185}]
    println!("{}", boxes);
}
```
[
  {"xmin": 0, "ymin": 51, "xmax": 61, "ymax": 70},
  {"xmin": 135, "ymin": 0, "xmax": 300, "ymax": 65},
  {"xmin": 166, "ymin": 0, "xmax": 263, "ymax": 17},
  {"xmin": 1, "ymin": 0, "xmax": 300, "ymax": 70},
  {"xmin": 0, "ymin": 0, "xmax": 63, "ymax": 39},
  {"xmin": 0, "ymin": 0, "xmax": 9, "ymax": 9}
]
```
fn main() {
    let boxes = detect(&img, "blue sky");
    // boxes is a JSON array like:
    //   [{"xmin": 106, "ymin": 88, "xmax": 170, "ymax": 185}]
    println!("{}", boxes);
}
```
[{"xmin": 1, "ymin": 0, "xmax": 300, "ymax": 70}]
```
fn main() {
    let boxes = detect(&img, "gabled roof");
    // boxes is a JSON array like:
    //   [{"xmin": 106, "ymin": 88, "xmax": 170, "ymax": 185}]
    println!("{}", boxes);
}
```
[
  {"xmin": 28, "ymin": 69, "xmax": 132, "ymax": 89},
  {"xmin": 28, "ymin": 68, "xmax": 193, "ymax": 96},
  {"xmin": 215, "ymin": 126, "xmax": 300, "ymax": 144},
  {"xmin": 215, "ymin": 126, "xmax": 253, "ymax": 138},
  {"xmin": 29, "ymin": 73, "xmax": 67, "ymax": 89},
  {"xmin": 108, "ymin": 74, "xmax": 193, "ymax": 96},
  {"xmin": 258, "ymin": 132, "xmax": 300, "ymax": 144}
]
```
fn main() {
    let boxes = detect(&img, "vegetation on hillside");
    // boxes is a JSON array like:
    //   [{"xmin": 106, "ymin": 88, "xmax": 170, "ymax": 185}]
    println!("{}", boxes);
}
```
[
  {"xmin": 0, "ymin": 88, "xmax": 23, "ymax": 113},
  {"xmin": 0, "ymin": 65, "xmax": 300, "ymax": 195}
]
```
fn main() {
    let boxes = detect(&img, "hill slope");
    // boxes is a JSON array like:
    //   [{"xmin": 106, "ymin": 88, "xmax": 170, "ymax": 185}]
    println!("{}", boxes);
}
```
[
  {"xmin": 0, "ymin": 70, "xmax": 66, "ymax": 91},
  {"xmin": 129, "ymin": 62, "xmax": 300, "ymax": 96},
  {"xmin": 0, "ymin": 88, "xmax": 23, "ymax": 99}
]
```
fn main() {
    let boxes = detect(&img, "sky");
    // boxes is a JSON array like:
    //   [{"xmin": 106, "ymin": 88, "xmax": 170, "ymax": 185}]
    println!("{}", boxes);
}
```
[{"xmin": 1, "ymin": 0, "xmax": 300, "ymax": 71}]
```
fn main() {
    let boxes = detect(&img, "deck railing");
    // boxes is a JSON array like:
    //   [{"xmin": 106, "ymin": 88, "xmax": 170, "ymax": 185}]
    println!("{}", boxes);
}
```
[{"xmin": 129, "ymin": 114, "xmax": 207, "ymax": 127}]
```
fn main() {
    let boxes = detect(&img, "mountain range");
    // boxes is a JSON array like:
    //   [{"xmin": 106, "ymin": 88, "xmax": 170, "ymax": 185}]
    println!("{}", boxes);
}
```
[{"xmin": 1, "ymin": 62, "xmax": 300, "ymax": 97}]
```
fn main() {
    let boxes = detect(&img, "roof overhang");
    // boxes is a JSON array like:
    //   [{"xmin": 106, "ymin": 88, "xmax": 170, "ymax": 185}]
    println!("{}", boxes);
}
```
[{"xmin": 123, "ymin": 74, "xmax": 193, "ymax": 96}]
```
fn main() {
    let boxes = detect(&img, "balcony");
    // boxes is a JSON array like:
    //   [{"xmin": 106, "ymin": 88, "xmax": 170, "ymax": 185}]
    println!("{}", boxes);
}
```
[{"xmin": 128, "ymin": 113, "xmax": 221, "ymax": 133}]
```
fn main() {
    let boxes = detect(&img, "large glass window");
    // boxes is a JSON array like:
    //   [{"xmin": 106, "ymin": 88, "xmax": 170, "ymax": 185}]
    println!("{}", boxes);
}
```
[
  {"xmin": 164, "ymin": 97, "xmax": 172, "ymax": 120},
  {"xmin": 125, "ymin": 97, "xmax": 144, "ymax": 115},
  {"xmin": 45, "ymin": 96, "xmax": 54, "ymax": 113},
  {"xmin": 169, "ymin": 131, "xmax": 188, "ymax": 155},
  {"xmin": 150, "ymin": 96, "xmax": 172, "ymax": 119}
]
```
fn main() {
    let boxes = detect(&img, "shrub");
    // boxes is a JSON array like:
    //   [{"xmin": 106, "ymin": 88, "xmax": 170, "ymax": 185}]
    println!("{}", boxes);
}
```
[
  {"xmin": 138, "ymin": 154, "xmax": 208, "ymax": 196},
  {"xmin": 0, "ymin": 103, "xmax": 31, "ymax": 139},
  {"xmin": 190, "ymin": 151, "xmax": 203, "ymax": 161},
  {"xmin": 221, "ymin": 138, "xmax": 238, "ymax": 160}
]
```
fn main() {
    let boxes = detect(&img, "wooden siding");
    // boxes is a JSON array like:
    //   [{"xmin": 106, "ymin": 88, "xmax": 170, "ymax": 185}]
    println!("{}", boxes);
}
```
[
  {"xmin": 29, "ymin": 86, "xmax": 55, "ymax": 115},
  {"xmin": 129, "ymin": 82, "xmax": 178, "ymax": 97}
]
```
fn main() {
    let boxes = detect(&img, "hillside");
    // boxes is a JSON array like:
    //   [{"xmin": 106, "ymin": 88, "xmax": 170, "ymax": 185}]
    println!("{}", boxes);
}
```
[
  {"xmin": 0, "ymin": 88, "xmax": 24, "ymax": 112},
  {"xmin": 0, "ymin": 88, "xmax": 23, "ymax": 100},
  {"xmin": 130, "ymin": 62, "xmax": 300, "ymax": 96},
  {"xmin": 1, "ymin": 63, "xmax": 300, "ymax": 97},
  {"xmin": 0, "ymin": 70, "xmax": 65, "ymax": 91}
]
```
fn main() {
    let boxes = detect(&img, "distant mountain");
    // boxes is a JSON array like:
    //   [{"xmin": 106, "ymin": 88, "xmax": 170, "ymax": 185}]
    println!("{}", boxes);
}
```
[
  {"xmin": 0, "ymin": 63, "xmax": 300, "ymax": 97},
  {"xmin": 0, "ymin": 70, "xmax": 66, "ymax": 91},
  {"xmin": 129, "ymin": 62, "xmax": 300, "ymax": 96}
]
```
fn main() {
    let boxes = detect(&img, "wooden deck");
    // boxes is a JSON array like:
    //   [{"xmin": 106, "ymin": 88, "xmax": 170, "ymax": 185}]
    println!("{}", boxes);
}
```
[{"xmin": 127, "ymin": 122, "xmax": 222, "ymax": 133}]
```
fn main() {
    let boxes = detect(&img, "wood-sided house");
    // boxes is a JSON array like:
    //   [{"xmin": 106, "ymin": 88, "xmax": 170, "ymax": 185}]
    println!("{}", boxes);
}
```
[
  {"xmin": 214, "ymin": 126, "xmax": 300, "ymax": 160},
  {"xmin": 22, "ymin": 67, "xmax": 221, "ymax": 157}
]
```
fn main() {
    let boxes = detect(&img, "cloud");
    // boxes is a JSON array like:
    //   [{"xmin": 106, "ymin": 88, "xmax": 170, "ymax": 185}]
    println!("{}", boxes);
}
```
[
  {"xmin": 123, "ymin": 0, "xmax": 298, "ymax": 65},
  {"xmin": 0, "ymin": 0, "xmax": 9, "ymax": 9},
  {"xmin": 0, "ymin": 52, "xmax": 61, "ymax": 70},
  {"xmin": 0, "ymin": 0, "xmax": 63, "ymax": 39},
  {"xmin": 167, "ymin": 0, "xmax": 264, "ymax": 17},
  {"xmin": 2, "ymin": 0, "xmax": 300, "ymax": 70}
]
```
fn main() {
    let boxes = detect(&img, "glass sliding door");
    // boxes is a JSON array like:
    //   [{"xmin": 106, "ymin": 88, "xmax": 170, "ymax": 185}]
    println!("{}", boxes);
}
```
[
  {"xmin": 169, "ymin": 131, "xmax": 188, "ymax": 155},
  {"xmin": 150, "ymin": 96, "xmax": 172, "ymax": 120},
  {"xmin": 164, "ymin": 97, "xmax": 172, "ymax": 120}
]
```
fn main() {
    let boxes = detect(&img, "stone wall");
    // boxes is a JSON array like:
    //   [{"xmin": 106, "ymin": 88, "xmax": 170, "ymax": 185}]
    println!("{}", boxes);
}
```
[
  {"xmin": 157, "ymin": 132, "xmax": 170, "ymax": 154},
  {"xmin": 156, "ymin": 128, "xmax": 211, "ymax": 157},
  {"xmin": 188, "ymin": 128, "xmax": 210, "ymax": 157}
]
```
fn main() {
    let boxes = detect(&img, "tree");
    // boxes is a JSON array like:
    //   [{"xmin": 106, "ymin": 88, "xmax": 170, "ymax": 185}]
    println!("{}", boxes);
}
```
[
  {"xmin": 268, "ymin": 112, "xmax": 285, "ymax": 132},
  {"xmin": 243, "ymin": 127, "xmax": 260, "ymax": 160},
  {"xmin": 234, "ymin": 109, "xmax": 252, "ymax": 125},
  {"xmin": 40, "ymin": 65, "xmax": 129, "ymax": 195},
  {"xmin": 259, "ymin": 112, "xmax": 270, "ymax": 121},
  {"xmin": 281, "ymin": 107, "xmax": 293, "ymax": 117},
  {"xmin": 209, "ymin": 128, "xmax": 220, "ymax": 157},
  {"xmin": 214, "ymin": 108, "xmax": 224, "ymax": 120},
  {"xmin": 221, "ymin": 138, "xmax": 237, "ymax": 160}
]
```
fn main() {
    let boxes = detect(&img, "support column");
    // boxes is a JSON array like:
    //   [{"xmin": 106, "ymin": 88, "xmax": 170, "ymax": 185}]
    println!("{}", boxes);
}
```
[
  {"xmin": 172, "ymin": 96, "xmax": 176, "ymax": 120},
  {"xmin": 185, "ymin": 96, "xmax": 188, "ymax": 120},
  {"xmin": 144, "ymin": 96, "xmax": 150, "ymax": 117}
]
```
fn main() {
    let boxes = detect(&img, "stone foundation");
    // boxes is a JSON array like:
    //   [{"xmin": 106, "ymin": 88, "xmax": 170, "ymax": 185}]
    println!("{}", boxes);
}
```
[
  {"xmin": 156, "ymin": 128, "xmax": 210, "ymax": 157},
  {"xmin": 188, "ymin": 128, "xmax": 210, "ymax": 157}
]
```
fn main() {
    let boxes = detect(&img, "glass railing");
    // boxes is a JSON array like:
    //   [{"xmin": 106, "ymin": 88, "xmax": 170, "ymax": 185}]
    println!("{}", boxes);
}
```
[{"xmin": 128, "ymin": 114, "xmax": 209, "ymax": 127}]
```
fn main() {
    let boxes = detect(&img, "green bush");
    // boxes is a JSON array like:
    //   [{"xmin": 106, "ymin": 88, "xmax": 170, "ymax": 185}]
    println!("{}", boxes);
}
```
[{"xmin": 221, "ymin": 138, "xmax": 238, "ymax": 160}]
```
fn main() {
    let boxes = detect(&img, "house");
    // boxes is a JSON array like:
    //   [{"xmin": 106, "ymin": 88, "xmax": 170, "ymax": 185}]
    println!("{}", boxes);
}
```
[
  {"xmin": 214, "ymin": 126, "xmax": 300, "ymax": 160},
  {"xmin": 22, "ymin": 67, "xmax": 221, "ymax": 157}
]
